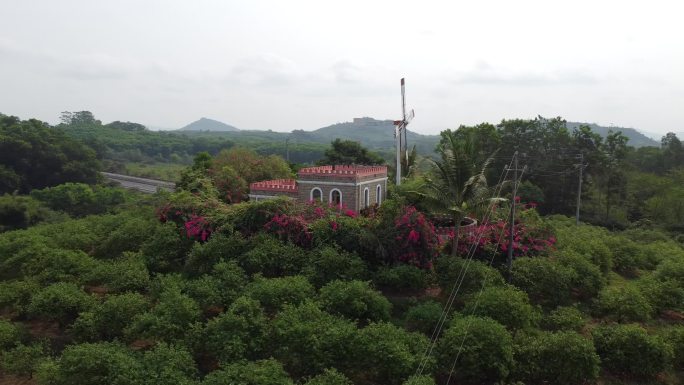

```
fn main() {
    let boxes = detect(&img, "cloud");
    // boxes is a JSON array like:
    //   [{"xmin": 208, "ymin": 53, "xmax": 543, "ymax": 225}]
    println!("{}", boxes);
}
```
[
  {"xmin": 230, "ymin": 53, "xmax": 303, "ymax": 86},
  {"xmin": 453, "ymin": 62, "xmax": 599, "ymax": 86}
]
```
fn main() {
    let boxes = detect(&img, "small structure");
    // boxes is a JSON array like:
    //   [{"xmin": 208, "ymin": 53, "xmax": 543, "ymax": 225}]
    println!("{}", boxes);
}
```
[{"xmin": 249, "ymin": 165, "xmax": 388, "ymax": 212}]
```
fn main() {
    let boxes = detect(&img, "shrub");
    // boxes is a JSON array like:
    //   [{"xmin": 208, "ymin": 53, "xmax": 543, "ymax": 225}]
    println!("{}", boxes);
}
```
[
  {"xmin": 404, "ymin": 300, "xmax": 443, "ymax": 335},
  {"xmin": 0, "ymin": 343, "xmax": 48, "ymax": 376},
  {"xmin": 510, "ymin": 257, "xmax": 575, "ymax": 308},
  {"xmin": 374, "ymin": 264, "xmax": 431, "ymax": 293},
  {"xmin": 637, "ymin": 274, "xmax": 684, "ymax": 313},
  {"xmin": 195, "ymin": 296, "xmax": 267, "ymax": 363},
  {"xmin": 554, "ymin": 225, "xmax": 613, "ymax": 274},
  {"xmin": 388, "ymin": 207, "xmax": 440, "ymax": 268},
  {"xmin": 21, "ymin": 249, "xmax": 99, "ymax": 286},
  {"xmin": 246, "ymin": 275, "xmax": 315, "ymax": 314},
  {"xmin": 202, "ymin": 359, "xmax": 293, "ymax": 385},
  {"xmin": 310, "ymin": 216, "xmax": 376, "ymax": 263},
  {"xmin": 0, "ymin": 279, "xmax": 40, "ymax": 315},
  {"xmin": 184, "ymin": 232, "xmax": 247, "ymax": 277},
  {"xmin": 355, "ymin": 322, "xmax": 432, "ymax": 385},
  {"xmin": 125, "ymin": 289, "xmax": 200, "ymax": 342},
  {"xmin": 556, "ymin": 251, "xmax": 604, "ymax": 300},
  {"xmin": 27, "ymin": 282, "xmax": 96, "ymax": 327},
  {"xmin": 49, "ymin": 342, "xmax": 143, "ymax": 385},
  {"xmin": 402, "ymin": 375, "xmax": 436, "ymax": 385},
  {"xmin": 140, "ymin": 222, "xmax": 194, "ymax": 273},
  {"xmin": 592, "ymin": 324, "xmax": 673, "ymax": 378},
  {"xmin": 270, "ymin": 301, "xmax": 357, "ymax": 378},
  {"xmin": 662, "ymin": 326, "xmax": 684, "ymax": 369},
  {"xmin": 595, "ymin": 285, "xmax": 653, "ymax": 322},
  {"xmin": 303, "ymin": 247, "xmax": 367, "ymax": 287},
  {"xmin": 93, "ymin": 216, "xmax": 155, "ymax": 259},
  {"xmin": 89, "ymin": 252, "xmax": 151, "ymax": 292},
  {"xmin": 434, "ymin": 256, "xmax": 504, "ymax": 296},
  {"xmin": 0, "ymin": 319, "xmax": 23, "ymax": 350},
  {"xmin": 318, "ymin": 280, "xmax": 392, "ymax": 323},
  {"xmin": 71, "ymin": 292, "xmax": 149, "ymax": 341},
  {"xmin": 239, "ymin": 234, "xmax": 309, "ymax": 277},
  {"xmin": 512, "ymin": 331, "xmax": 599, "ymax": 385},
  {"xmin": 304, "ymin": 368, "xmax": 353, "ymax": 385},
  {"xmin": 604, "ymin": 236, "xmax": 643, "ymax": 276},
  {"xmin": 435, "ymin": 315, "xmax": 514, "ymax": 384},
  {"xmin": 542, "ymin": 306, "xmax": 586, "ymax": 331},
  {"xmin": 141, "ymin": 343, "xmax": 197, "ymax": 385},
  {"xmin": 462, "ymin": 285, "xmax": 538, "ymax": 330}
]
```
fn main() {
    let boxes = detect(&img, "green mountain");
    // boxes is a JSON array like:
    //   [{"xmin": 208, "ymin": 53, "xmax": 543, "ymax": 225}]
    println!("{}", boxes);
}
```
[
  {"xmin": 178, "ymin": 117, "xmax": 240, "ymax": 132},
  {"xmin": 566, "ymin": 121, "xmax": 659, "ymax": 148}
]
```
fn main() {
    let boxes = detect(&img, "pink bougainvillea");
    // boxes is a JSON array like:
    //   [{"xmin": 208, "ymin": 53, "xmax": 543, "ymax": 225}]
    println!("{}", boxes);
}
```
[
  {"xmin": 184, "ymin": 215, "xmax": 212, "ymax": 242},
  {"xmin": 391, "ymin": 206, "xmax": 440, "ymax": 269},
  {"xmin": 264, "ymin": 213, "xmax": 313, "ymax": 247}
]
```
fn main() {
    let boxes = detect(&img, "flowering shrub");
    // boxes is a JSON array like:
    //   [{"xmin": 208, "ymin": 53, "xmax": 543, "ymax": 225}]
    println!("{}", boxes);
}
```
[
  {"xmin": 184, "ymin": 215, "xmax": 212, "ymax": 242},
  {"xmin": 391, "ymin": 207, "xmax": 440, "ymax": 269},
  {"xmin": 263, "ymin": 213, "xmax": 312, "ymax": 248}
]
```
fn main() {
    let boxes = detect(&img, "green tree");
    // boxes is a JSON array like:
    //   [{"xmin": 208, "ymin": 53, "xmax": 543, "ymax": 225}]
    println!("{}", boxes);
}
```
[
  {"xmin": 202, "ymin": 359, "xmax": 293, "ymax": 385},
  {"xmin": 462, "ymin": 285, "xmax": 539, "ymax": 330},
  {"xmin": 304, "ymin": 368, "xmax": 353, "ymax": 385},
  {"xmin": 317, "ymin": 138, "xmax": 385, "ymax": 165},
  {"xmin": 27, "ymin": 282, "xmax": 96, "ymax": 328},
  {"xmin": 246, "ymin": 275, "xmax": 315, "ymax": 314},
  {"xmin": 48, "ymin": 342, "xmax": 142, "ymax": 385},
  {"xmin": 318, "ymin": 280, "xmax": 391, "ymax": 323}
]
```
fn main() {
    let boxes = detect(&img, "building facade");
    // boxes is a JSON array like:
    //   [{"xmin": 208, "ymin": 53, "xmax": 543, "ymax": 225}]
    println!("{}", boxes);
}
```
[{"xmin": 249, "ymin": 165, "xmax": 388, "ymax": 212}]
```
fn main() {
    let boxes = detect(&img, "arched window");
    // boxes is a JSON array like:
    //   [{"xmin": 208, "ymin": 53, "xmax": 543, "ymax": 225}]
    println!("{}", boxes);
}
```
[
  {"xmin": 330, "ymin": 189, "xmax": 342, "ymax": 207},
  {"xmin": 376, "ymin": 184, "xmax": 382, "ymax": 204},
  {"xmin": 363, "ymin": 187, "xmax": 370, "ymax": 208},
  {"xmin": 310, "ymin": 187, "xmax": 323, "ymax": 202}
]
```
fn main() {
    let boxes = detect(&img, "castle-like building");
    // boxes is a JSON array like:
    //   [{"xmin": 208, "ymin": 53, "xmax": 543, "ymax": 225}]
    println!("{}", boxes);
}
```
[{"xmin": 249, "ymin": 165, "xmax": 388, "ymax": 212}]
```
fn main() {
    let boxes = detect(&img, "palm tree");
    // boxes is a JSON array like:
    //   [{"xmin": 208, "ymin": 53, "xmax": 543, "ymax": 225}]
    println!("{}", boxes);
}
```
[{"xmin": 415, "ymin": 130, "xmax": 499, "ymax": 255}]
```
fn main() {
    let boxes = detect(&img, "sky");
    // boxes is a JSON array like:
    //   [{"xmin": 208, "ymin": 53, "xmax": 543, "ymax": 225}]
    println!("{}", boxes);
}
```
[{"xmin": 1, "ymin": 0, "xmax": 683, "ymax": 136}]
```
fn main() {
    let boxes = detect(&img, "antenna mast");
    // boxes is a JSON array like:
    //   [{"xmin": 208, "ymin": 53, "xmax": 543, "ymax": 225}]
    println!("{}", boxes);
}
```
[{"xmin": 393, "ymin": 78, "xmax": 414, "ymax": 185}]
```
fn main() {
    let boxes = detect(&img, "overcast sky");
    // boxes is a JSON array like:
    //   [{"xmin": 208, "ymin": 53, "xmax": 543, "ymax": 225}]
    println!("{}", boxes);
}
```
[{"xmin": 1, "ymin": 0, "xmax": 682, "ymax": 136}]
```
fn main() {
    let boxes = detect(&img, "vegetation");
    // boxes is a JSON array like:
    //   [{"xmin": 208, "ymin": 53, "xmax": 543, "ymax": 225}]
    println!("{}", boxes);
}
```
[{"xmin": 0, "ymin": 112, "xmax": 683, "ymax": 385}]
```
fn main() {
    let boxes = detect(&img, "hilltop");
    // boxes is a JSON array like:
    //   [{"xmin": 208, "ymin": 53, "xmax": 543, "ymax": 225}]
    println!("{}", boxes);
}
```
[
  {"xmin": 566, "ymin": 121, "xmax": 659, "ymax": 147},
  {"xmin": 178, "ymin": 117, "xmax": 240, "ymax": 132}
]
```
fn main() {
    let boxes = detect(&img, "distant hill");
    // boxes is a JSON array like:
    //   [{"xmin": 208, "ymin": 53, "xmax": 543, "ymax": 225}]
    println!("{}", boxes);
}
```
[
  {"xmin": 566, "ymin": 122, "xmax": 659, "ymax": 148},
  {"xmin": 178, "ymin": 117, "xmax": 240, "ymax": 132}
]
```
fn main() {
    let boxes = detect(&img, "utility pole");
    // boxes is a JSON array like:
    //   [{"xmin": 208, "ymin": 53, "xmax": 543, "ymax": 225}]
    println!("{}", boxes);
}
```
[
  {"xmin": 507, "ymin": 153, "xmax": 525, "ymax": 280},
  {"xmin": 575, "ymin": 153, "xmax": 584, "ymax": 225},
  {"xmin": 393, "ymin": 78, "xmax": 414, "ymax": 186}
]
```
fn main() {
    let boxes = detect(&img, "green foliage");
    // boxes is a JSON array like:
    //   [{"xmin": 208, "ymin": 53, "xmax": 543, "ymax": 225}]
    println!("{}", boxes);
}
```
[
  {"xmin": 355, "ymin": 322, "xmax": 432, "ymax": 385},
  {"xmin": 126, "ymin": 289, "xmax": 201, "ymax": 342},
  {"xmin": 141, "ymin": 222, "xmax": 194, "ymax": 273},
  {"xmin": 0, "ymin": 115, "xmax": 100, "ymax": 194},
  {"xmin": 28, "ymin": 282, "xmax": 96, "ymax": 327},
  {"xmin": 436, "ymin": 315, "xmax": 514, "ymax": 384},
  {"xmin": 595, "ymin": 285, "xmax": 653, "ymax": 322},
  {"xmin": 404, "ymin": 300, "xmax": 443, "ymax": 335},
  {"xmin": 184, "ymin": 232, "xmax": 248, "ymax": 276},
  {"xmin": 318, "ymin": 280, "xmax": 392, "ymax": 323},
  {"xmin": 554, "ymin": 225, "xmax": 613, "ymax": 274},
  {"xmin": 246, "ymin": 275, "xmax": 315, "ymax": 314},
  {"xmin": 462, "ymin": 285, "xmax": 539, "ymax": 330},
  {"xmin": 194, "ymin": 296, "xmax": 267, "ymax": 363},
  {"xmin": 374, "ymin": 264, "xmax": 431, "ymax": 293},
  {"xmin": 592, "ymin": 324, "xmax": 673, "ymax": 378},
  {"xmin": 239, "ymin": 234, "xmax": 309, "ymax": 277},
  {"xmin": 48, "ymin": 342, "xmax": 142, "ymax": 385},
  {"xmin": 303, "ymin": 247, "xmax": 367, "ymax": 287},
  {"xmin": 141, "ymin": 343, "xmax": 198, "ymax": 385},
  {"xmin": 512, "ymin": 331, "xmax": 599, "ymax": 385},
  {"xmin": 0, "ymin": 319, "xmax": 24, "ymax": 350},
  {"xmin": 270, "ymin": 301, "xmax": 357, "ymax": 378},
  {"xmin": 542, "ymin": 306, "xmax": 586, "ymax": 331},
  {"xmin": 402, "ymin": 375, "xmax": 436, "ymax": 385},
  {"xmin": 556, "ymin": 250, "xmax": 604, "ymax": 300},
  {"xmin": 304, "ymin": 368, "xmax": 353, "ymax": 385},
  {"xmin": 318, "ymin": 138, "xmax": 385, "ymax": 165},
  {"xmin": 510, "ymin": 257, "xmax": 575, "ymax": 308},
  {"xmin": 202, "ymin": 359, "xmax": 293, "ymax": 385},
  {"xmin": 0, "ymin": 194, "xmax": 63, "ymax": 232},
  {"xmin": 0, "ymin": 279, "xmax": 40, "ymax": 315},
  {"xmin": 434, "ymin": 256, "xmax": 505, "ymax": 296},
  {"xmin": 71, "ymin": 292, "xmax": 149, "ymax": 342},
  {"xmin": 22, "ymin": 249, "xmax": 99, "ymax": 285},
  {"xmin": 88, "ymin": 253, "xmax": 151, "ymax": 292},
  {"xmin": 0, "ymin": 342, "xmax": 48, "ymax": 376},
  {"xmin": 662, "ymin": 326, "xmax": 684, "ymax": 369},
  {"xmin": 30, "ymin": 183, "xmax": 127, "ymax": 217}
]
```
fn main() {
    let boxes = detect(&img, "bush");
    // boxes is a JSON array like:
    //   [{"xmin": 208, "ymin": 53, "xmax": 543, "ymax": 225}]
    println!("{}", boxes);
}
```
[
  {"xmin": 604, "ymin": 236, "xmax": 643, "ymax": 276},
  {"xmin": 542, "ymin": 306, "xmax": 586, "ymax": 331},
  {"xmin": 270, "ymin": 301, "xmax": 357, "ymax": 378},
  {"xmin": 184, "ymin": 232, "xmax": 247, "ymax": 277},
  {"xmin": 0, "ymin": 319, "xmax": 23, "ymax": 350},
  {"xmin": 21, "ymin": 249, "xmax": 99, "ymax": 286},
  {"xmin": 0, "ymin": 279, "xmax": 40, "ymax": 316},
  {"xmin": 374, "ymin": 265, "xmax": 431, "ymax": 293},
  {"xmin": 592, "ymin": 324, "xmax": 673, "ymax": 378},
  {"xmin": 89, "ymin": 252, "xmax": 151, "ymax": 292},
  {"xmin": 355, "ymin": 322, "xmax": 432, "ymax": 385},
  {"xmin": 510, "ymin": 257, "xmax": 575, "ymax": 308},
  {"xmin": 404, "ymin": 300, "xmax": 443, "ymax": 335},
  {"xmin": 202, "ymin": 359, "xmax": 293, "ymax": 385},
  {"xmin": 0, "ymin": 343, "xmax": 48, "ymax": 376},
  {"xmin": 239, "ymin": 234, "xmax": 310, "ymax": 277},
  {"xmin": 304, "ymin": 368, "xmax": 353, "ymax": 385},
  {"xmin": 637, "ymin": 274, "xmax": 684, "ymax": 313},
  {"xmin": 512, "ymin": 331, "xmax": 599, "ymax": 385},
  {"xmin": 141, "ymin": 343, "xmax": 197, "ymax": 385},
  {"xmin": 92, "ymin": 216, "xmax": 155, "ymax": 259},
  {"xmin": 595, "ymin": 285, "xmax": 653, "ymax": 322},
  {"xmin": 125, "ymin": 289, "xmax": 200, "ymax": 342},
  {"xmin": 662, "ymin": 326, "xmax": 684, "ymax": 369},
  {"xmin": 27, "ymin": 282, "xmax": 96, "ymax": 327},
  {"xmin": 194, "ymin": 296, "xmax": 267, "ymax": 363},
  {"xmin": 140, "ymin": 222, "xmax": 194, "ymax": 273},
  {"xmin": 402, "ymin": 375, "xmax": 436, "ymax": 385},
  {"xmin": 462, "ymin": 285, "xmax": 538, "ymax": 330},
  {"xmin": 555, "ymin": 225, "xmax": 613, "ymax": 274},
  {"xmin": 71, "ymin": 292, "xmax": 149, "ymax": 341},
  {"xmin": 434, "ymin": 256, "xmax": 504, "ymax": 296},
  {"xmin": 246, "ymin": 275, "xmax": 315, "ymax": 314},
  {"xmin": 318, "ymin": 280, "xmax": 392, "ymax": 323},
  {"xmin": 303, "ymin": 247, "xmax": 367, "ymax": 287},
  {"xmin": 49, "ymin": 342, "xmax": 143, "ymax": 385},
  {"xmin": 556, "ymin": 251, "xmax": 604, "ymax": 300},
  {"xmin": 435, "ymin": 315, "xmax": 513, "ymax": 384}
]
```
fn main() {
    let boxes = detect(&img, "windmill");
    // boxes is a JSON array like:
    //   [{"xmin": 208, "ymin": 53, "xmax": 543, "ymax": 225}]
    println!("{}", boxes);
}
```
[{"xmin": 393, "ymin": 78, "xmax": 414, "ymax": 185}]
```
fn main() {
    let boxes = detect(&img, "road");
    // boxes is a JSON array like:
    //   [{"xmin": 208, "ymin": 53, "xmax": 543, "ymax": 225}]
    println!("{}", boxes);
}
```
[{"xmin": 101, "ymin": 172, "xmax": 176, "ymax": 194}]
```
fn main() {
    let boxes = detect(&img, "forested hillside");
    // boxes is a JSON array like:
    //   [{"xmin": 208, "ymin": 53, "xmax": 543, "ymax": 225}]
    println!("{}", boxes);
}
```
[{"xmin": 1, "ymin": 112, "xmax": 683, "ymax": 385}]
